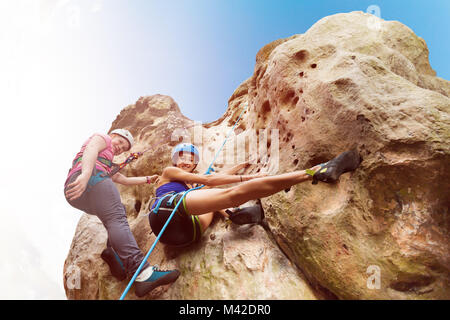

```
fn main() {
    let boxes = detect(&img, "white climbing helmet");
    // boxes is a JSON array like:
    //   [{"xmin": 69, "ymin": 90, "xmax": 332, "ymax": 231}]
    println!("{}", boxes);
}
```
[{"xmin": 110, "ymin": 129, "xmax": 134, "ymax": 150}]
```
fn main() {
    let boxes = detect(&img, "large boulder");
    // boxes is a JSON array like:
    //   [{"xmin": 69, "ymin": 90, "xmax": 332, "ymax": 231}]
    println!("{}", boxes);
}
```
[
  {"xmin": 64, "ymin": 12, "xmax": 449, "ymax": 299},
  {"xmin": 243, "ymin": 11, "xmax": 450, "ymax": 299}
]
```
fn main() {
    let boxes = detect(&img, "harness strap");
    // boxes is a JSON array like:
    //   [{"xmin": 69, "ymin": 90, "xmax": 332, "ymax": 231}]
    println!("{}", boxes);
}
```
[
  {"xmin": 151, "ymin": 192, "xmax": 176, "ymax": 214},
  {"xmin": 72, "ymin": 156, "xmax": 113, "ymax": 169},
  {"xmin": 87, "ymin": 170, "xmax": 109, "ymax": 187},
  {"xmin": 166, "ymin": 193, "xmax": 179, "ymax": 206},
  {"xmin": 191, "ymin": 216, "xmax": 197, "ymax": 243}
]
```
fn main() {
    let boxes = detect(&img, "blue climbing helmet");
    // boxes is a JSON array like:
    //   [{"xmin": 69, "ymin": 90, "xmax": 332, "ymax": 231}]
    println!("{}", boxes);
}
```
[{"xmin": 171, "ymin": 143, "xmax": 200, "ymax": 165}]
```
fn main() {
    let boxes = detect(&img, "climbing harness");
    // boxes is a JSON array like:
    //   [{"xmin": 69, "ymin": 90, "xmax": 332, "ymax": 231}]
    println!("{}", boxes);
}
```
[
  {"xmin": 72, "ymin": 156, "xmax": 113, "ymax": 170},
  {"xmin": 67, "ymin": 157, "xmax": 114, "ymax": 188},
  {"xmin": 119, "ymin": 103, "xmax": 249, "ymax": 300},
  {"xmin": 88, "ymin": 170, "xmax": 109, "ymax": 187}
]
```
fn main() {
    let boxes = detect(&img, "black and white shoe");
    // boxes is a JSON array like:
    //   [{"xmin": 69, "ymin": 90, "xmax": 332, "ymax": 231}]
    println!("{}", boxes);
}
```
[
  {"xmin": 134, "ymin": 266, "xmax": 180, "ymax": 297},
  {"xmin": 312, "ymin": 149, "xmax": 362, "ymax": 184},
  {"xmin": 226, "ymin": 200, "xmax": 265, "ymax": 225}
]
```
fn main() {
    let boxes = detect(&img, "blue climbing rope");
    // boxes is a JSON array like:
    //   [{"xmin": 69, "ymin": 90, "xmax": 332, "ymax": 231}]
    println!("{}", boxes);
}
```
[
  {"xmin": 119, "ymin": 103, "xmax": 248, "ymax": 300},
  {"xmin": 118, "ymin": 188, "xmax": 201, "ymax": 300}
]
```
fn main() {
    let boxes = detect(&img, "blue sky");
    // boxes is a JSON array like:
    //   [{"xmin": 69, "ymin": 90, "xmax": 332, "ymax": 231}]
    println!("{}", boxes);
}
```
[
  {"xmin": 53, "ymin": 0, "xmax": 450, "ymax": 124},
  {"xmin": 0, "ymin": 0, "xmax": 448, "ymax": 299}
]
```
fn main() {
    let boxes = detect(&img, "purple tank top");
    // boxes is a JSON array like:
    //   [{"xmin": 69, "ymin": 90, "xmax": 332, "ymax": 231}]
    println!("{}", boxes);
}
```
[
  {"xmin": 151, "ymin": 181, "xmax": 189, "ymax": 211},
  {"xmin": 155, "ymin": 181, "xmax": 189, "ymax": 197}
]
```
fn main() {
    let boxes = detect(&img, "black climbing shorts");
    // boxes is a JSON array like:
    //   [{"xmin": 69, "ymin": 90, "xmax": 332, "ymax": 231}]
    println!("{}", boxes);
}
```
[{"xmin": 149, "ymin": 192, "xmax": 203, "ymax": 247}]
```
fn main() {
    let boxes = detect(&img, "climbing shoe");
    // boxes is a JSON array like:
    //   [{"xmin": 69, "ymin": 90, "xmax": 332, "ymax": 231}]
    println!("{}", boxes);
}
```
[
  {"xmin": 100, "ymin": 247, "xmax": 126, "ymax": 281},
  {"xmin": 226, "ymin": 200, "xmax": 265, "ymax": 225},
  {"xmin": 134, "ymin": 266, "xmax": 180, "ymax": 297},
  {"xmin": 311, "ymin": 149, "xmax": 361, "ymax": 184}
]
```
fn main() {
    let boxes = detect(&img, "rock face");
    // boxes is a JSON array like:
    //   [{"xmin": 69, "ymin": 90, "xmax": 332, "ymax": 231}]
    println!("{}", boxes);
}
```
[
  {"xmin": 63, "ymin": 95, "xmax": 319, "ymax": 300},
  {"xmin": 64, "ymin": 12, "xmax": 450, "ymax": 299}
]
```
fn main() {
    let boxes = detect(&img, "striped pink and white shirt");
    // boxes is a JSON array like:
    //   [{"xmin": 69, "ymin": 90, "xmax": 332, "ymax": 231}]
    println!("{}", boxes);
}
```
[{"xmin": 67, "ymin": 133, "xmax": 114, "ymax": 180}]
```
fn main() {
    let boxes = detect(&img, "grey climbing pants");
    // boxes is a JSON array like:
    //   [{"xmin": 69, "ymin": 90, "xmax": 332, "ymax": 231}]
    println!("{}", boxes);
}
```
[{"xmin": 64, "ymin": 169, "xmax": 150, "ymax": 276}]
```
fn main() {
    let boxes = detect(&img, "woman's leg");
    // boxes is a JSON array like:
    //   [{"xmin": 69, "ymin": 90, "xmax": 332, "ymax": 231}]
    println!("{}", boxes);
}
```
[
  {"xmin": 65, "ymin": 171, "xmax": 151, "ymax": 275},
  {"xmin": 66, "ymin": 170, "xmax": 180, "ymax": 296},
  {"xmin": 87, "ymin": 178, "xmax": 151, "ymax": 276},
  {"xmin": 185, "ymin": 167, "xmax": 318, "ymax": 215}
]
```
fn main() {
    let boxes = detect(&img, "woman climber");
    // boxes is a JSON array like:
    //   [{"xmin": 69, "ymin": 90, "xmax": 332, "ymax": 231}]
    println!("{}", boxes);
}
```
[
  {"xmin": 148, "ymin": 143, "xmax": 362, "ymax": 247},
  {"xmin": 64, "ymin": 129, "xmax": 180, "ymax": 298}
]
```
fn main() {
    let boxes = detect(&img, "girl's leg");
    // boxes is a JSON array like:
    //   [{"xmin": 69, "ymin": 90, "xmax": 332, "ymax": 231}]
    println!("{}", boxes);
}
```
[
  {"xmin": 197, "ymin": 212, "xmax": 214, "ymax": 232},
  {"xmin": 196, "ymin": 209, "xmax": 231, "ymax": 233},
  {"xmin": 185, "ymin": 167, "xmax": 318, "ymax": 215}
]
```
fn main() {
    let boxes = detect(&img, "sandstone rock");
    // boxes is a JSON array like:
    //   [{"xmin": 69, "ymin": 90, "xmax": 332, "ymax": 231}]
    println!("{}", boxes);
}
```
[
  {"xmin": 243, "ymin": 11, "xmax": 450, "ymax": 299},
  {"xmin": 64, "ymin": 12, "xmax": 449, "ymax": 300}
]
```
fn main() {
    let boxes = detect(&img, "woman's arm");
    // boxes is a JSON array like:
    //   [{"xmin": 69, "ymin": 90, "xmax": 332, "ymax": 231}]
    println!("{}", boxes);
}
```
[
  {"xmin": 81, "ymin": 135, "xmax": 107, "ymax": 178},
  {"xmin": 65, "ymin": 135, "xmax": 107, "ymax": 201},
  {"xmin": 112, "ymin": 173, "xmax": 159, "ymax": 186},
  {"xmin": 195, "ymin": 161, "xmax": 252, "ymax": 190},
  {"xmin": 162, "ymin": 166, "xmax": 266, "ymax": 187}
]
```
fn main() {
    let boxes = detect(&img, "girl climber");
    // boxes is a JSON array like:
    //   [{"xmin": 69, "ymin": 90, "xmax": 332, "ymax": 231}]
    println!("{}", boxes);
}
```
[
  {"xmin": 148, "ymin": 143, "xmax": 361, "ymax": 247},
  {"xmin": 64, "ymin": 129, "xmax": 180, "ymax": 298}
]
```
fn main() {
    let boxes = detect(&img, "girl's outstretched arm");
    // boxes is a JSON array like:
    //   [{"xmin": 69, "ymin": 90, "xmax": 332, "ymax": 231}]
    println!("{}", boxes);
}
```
[
  {"xmin": 112, "ymin": 173, "xmax": 159, "ymax": 186},
  {"xmin": 162, "ymin": 166, "xmax": 266, "ymax": 187}
]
